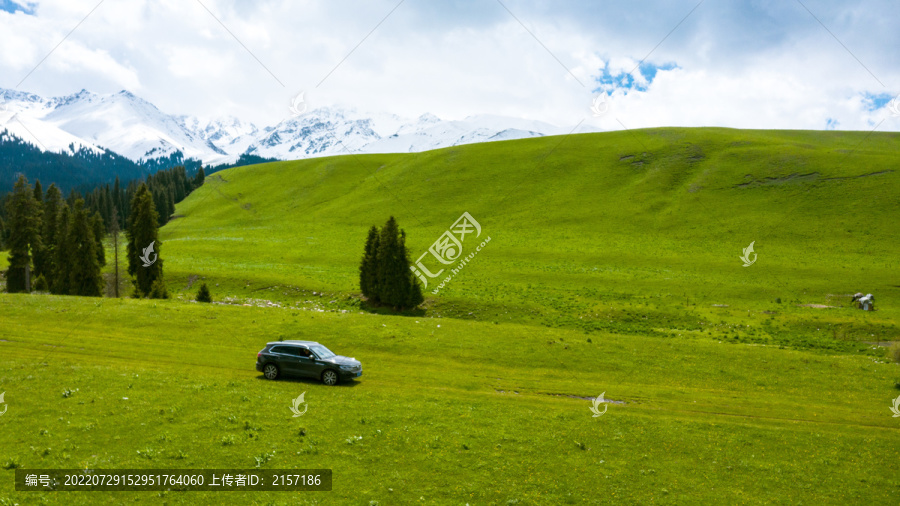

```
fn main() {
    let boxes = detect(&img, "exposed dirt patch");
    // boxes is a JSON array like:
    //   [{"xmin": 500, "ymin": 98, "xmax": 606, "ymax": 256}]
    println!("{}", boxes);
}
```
[
  {"xmin": 735, "ymin": 172, "xmax": 819, "ymax": 188},
  {"xmin": 863, "ymin": 341, "xmax": 896, "ymax": 347},
  {"xmin": 735, "ymin": 170, "xmax": 894, "ymax": 189},
  {"xmin": 822, "ymin": 169, "xmax": 894, "ymax": 181},
  {"xmin": 619, "ymin": 152, "xmax": 652, "ymax": 168},
  {"xmin": 186, "ymin": 275, "xmax": 199, "ymax": 289},
  {"xmin": 541, "ymin": 392, "xmax": 625, "ymax": 404},
  {"xmin": 797, "ymin": 304, "xmax": 839, "ymax": 309}
]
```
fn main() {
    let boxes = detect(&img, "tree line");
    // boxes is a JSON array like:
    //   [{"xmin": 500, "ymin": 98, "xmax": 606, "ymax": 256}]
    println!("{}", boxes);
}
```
[
  {"xmin": 0, "ymin": 130, "xmax": 147, "ymax": 192},
  {"xmin": 3, "ymin": 176, "xmax": 108, "ymax": 295},
  {"xmin": 0, "ymin": 165, "xmax": 203, "ymax": 248},
  {"xmin": 1, "ymin": 164, "xmax": 204, "ymax": 298}
]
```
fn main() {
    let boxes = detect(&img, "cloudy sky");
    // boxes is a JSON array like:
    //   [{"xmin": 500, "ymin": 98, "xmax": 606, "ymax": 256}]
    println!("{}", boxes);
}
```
[{"xmin": 1, "ymin": 0, "xmax": 898, "ymax": 130}]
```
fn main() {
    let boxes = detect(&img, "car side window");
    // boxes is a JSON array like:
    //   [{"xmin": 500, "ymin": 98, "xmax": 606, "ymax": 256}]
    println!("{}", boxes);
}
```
[
  {"xmin": 297, "ymin": 348, "xmax": 312, "ymax": 358},
  {"xmin": 271, "ymin": 346, "xmax": 300, "ymax": 356}
]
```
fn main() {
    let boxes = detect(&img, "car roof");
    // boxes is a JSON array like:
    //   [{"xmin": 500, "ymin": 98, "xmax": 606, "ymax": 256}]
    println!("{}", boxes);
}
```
[{"xmin": 266, "ymin": 340, "xmax": 319, "ymax": 346}]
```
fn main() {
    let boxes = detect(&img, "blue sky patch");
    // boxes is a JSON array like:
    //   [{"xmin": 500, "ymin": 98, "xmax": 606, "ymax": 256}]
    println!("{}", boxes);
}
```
[
  {"xmin": 592, "ymin": 60, "xmax": 678, "ymax": 95},
  {"xmin": 825, "ymin": 118, "xmax": 839, "ymax": 130},
  {"xmin": 861, "ymin": 92, "xmax": 895, "ymax": 112},
  {"xmin": 0, "ymin": 0, "xmax": 36, "ymax": 15}
]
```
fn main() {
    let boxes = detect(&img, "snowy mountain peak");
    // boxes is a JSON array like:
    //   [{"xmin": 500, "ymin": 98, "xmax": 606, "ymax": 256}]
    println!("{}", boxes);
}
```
[
  {"xmin": 417, "ymin": 113, "xmax": 441, "ymax": 124},
  {"xmin": 1, "ymin": 87, "xmax": 594, "ymax": 166}
]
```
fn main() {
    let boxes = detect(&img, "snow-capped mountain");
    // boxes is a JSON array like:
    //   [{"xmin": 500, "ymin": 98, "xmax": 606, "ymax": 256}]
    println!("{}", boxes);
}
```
[
  {"xmin": 175, "ymin": 115, "xmax": 259, "ymax": 161},
  {"xmin": 1, "ymin": 87, "xmax": 596, "ymax": 167},
  {"xmin": 246, "ymin": 107, "xmax": 406, "ymax": 159},
  {"xmin": 0, "ymin": 89, "xmax": 105, "ymax": 156},
  {"xmin": 361, "ymin": 113, "xmax": 579, "ymax": 154}
]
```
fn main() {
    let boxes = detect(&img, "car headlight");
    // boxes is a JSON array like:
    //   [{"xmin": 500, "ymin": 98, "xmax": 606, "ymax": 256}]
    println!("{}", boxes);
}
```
[{"xmin": 339, "ymin": 364, "xmax": 356, "ymax": 370}]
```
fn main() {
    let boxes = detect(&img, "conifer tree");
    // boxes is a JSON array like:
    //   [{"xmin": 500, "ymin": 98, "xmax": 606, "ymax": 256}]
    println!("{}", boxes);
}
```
[
  {"xmin": 109, "ymin": 206, "xmax": 121, "ymax": 297},
  {"xmin": 126, "ymin": 183, "xmax": 162, "ymax": 296},
  {"xmin": 35, "ymin": 184, "xmax": 63, "ymax": 280},
  {"xmin": 91, "ymin": 211, "xmax": 106, "ymax": 267},
  {"xmin": 33, "ymin": 274, "xmax": 48, "ymax": 291},
  {"xmin": 193, "ymin": 166, "xmax": 205, "ymax": 188},
  {"xmin": 374, "ymin": 217, "xmax": 424, "ymax": 310},
  {"xmin": 4, "ymin": 176, "xmax": 41, "ymax": 292},
  {"xmin": 51, "ymin": 204, "xmax": 71, "ymax": 295},
  {"xmin": 67, "ymin": 199, "xmax": 102, "ymax": 297},
  {"xmin": 196, "ymin": 282, "xmax": 212, "ymax": 303},
  {"xmin": 30, "ymin": 179, "xmax": 45, "ymax": 281},
  {"xmin": 359, "ymin": 225, "xmax": 380, "ymax": 301},
  {"xmin": 33, "ymin": 179, "xmax": 43, "ymax": 204},
  {"xmin": 148, "ymin": 277, "xmax": 168, "ymax": 299},
  {"xmin": 113, "ymin": 176, "xmax": 124, "ymax": 229}
]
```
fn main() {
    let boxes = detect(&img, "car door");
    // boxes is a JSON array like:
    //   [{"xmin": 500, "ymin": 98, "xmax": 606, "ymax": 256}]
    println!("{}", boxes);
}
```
[
  {"xmin": 302, "ymin": 348, "xmax": 327, "ymax": 379},
  {"xmin": 269, "ymin": 346, "xmax": 301, "ymax": 376},
  {"xmin": 294, "ymin": 347, "xmax": 319, "ymax": 378}
]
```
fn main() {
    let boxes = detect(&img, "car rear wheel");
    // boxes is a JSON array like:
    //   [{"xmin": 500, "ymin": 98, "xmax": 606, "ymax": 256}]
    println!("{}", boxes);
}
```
[
  {"xmin": 263, "ymin": 363, "xmax": 279, "ymax": 380},
  {"xmin": 322, "ymin": 369, "xmax": 339, "ymax": 386}
]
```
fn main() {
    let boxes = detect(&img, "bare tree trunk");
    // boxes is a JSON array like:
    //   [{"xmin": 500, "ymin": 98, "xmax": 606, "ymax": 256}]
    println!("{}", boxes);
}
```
[{"xmin": 25, "ymin": 263, "xmax": 31, "ymax": 292}]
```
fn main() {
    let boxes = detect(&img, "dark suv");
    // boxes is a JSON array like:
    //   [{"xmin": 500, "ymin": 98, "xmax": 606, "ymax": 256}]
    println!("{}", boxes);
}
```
[{"xmin": 256, "ymin": 340, "xmax": 362, "ymax": 386}]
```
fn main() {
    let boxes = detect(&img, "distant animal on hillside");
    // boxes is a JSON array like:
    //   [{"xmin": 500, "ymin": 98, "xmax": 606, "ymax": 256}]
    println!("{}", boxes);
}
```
[{"xmin": 851, "ymin": 293, "xmax": 874, "ymax": 311}]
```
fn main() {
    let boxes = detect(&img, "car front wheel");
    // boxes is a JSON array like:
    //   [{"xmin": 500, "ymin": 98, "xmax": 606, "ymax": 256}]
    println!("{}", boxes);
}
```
[
  {"xmin": 322, "ymin": 370, "xmax": 339, "ymax": 386},
  {"xmin": 263, "ymin": 363, "xmax": 279, "ymax": 380}
]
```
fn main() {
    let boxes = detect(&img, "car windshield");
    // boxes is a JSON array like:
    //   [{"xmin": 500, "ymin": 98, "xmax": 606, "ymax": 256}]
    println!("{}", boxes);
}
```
[{"xmin": 309, "ymin": 344, "xmax": 336, "ymax": 359}]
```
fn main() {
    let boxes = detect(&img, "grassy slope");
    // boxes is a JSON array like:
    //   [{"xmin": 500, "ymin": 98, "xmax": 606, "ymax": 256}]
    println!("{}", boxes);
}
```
[
  {"xmin": 0, "ymin": 295, "xmax": 897, "ymax": 505},
  {"xmin": 1, "ymin": 127, "xmax": 899, "ymax": 504},
  {"xmin": 162, "ymin": 127, "xmax": 899, "ymax": 348}
]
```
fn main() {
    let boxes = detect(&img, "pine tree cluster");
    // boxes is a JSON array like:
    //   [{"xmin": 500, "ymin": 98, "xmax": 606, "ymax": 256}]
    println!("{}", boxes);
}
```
[
  {"xmin": 0, "ymin": 165, "xmax": 204, "ymax": 247},
  {"xmin": 359, "ymin": 217, "xmax": 424, "ymax": 310},
  {"xmin": 1, "ymin": 165, "xmax": 203, "ymax": 298},
  {"xmin": 3, "ymin": 176, "xmax": 104, "ymax": 295}
]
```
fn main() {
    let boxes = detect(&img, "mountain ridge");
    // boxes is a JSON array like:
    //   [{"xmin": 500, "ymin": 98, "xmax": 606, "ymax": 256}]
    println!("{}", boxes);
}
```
[{"xmin": 0, "ymin": 88, "xmax": 597, "ymax": 168}]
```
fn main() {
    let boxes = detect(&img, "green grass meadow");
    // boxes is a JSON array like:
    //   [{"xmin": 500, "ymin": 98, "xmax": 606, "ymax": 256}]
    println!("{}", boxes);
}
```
[{"xmin": 1, "ymin": 128, "xmax": 899, "ymax": 504}]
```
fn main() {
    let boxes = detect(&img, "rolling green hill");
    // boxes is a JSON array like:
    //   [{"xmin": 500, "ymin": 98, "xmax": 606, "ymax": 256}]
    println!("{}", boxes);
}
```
[
  {"xmin": 2, "ymin": 127, "xmax": 899, "ymax": 504},
  {"xmin": 164, "ymin": 127, "xmax": 899, "ymax": 349}
]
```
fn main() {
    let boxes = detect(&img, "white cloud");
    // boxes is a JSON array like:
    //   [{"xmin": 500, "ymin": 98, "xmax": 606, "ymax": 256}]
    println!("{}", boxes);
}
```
[{"xmin": 0, "ymin": 0, "xmax": 897, "ymax": 131}]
